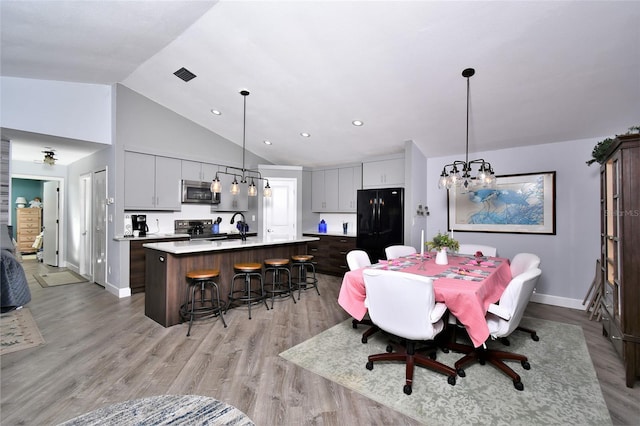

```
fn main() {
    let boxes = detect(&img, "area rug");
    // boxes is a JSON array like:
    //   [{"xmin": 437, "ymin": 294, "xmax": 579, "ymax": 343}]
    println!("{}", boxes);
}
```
[
  {"xmin": 0, "ymin": 308, "xmax": 45, "ymax": 355},
  {"xmin": 280, "ymin": 317, "xmax": 612, "ymax": 425},
  {"xmin": 34, "ymin": 270, "xmax": 88, "ymax": 287},
  {"xmin": 57, "ymin": 395, "xmax": 255, "ymax": 426}
]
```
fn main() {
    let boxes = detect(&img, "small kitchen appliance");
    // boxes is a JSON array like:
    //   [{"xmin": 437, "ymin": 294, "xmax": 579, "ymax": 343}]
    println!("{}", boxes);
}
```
[
  {"xmin": 131, "ymin": 214, "xmax": 149, "ymax": 237},
  {"xmin": 175, "ymin": 219, "xmax": 226, "ymax": 241}
]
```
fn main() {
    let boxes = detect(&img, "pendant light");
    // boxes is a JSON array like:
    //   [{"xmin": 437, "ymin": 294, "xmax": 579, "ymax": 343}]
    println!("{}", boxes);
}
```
[
  {"xmin": 438, "ymin": 68, "xmax": 496, "ymax": 192},
  {"xmin": 209, "ymin": 90, "xmax": 271, "ymax": 197}
]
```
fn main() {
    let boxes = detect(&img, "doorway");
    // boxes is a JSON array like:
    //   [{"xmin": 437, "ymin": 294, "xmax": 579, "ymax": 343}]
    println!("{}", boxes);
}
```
[
  {"xmin": 262, "ymin": 178, "xmax": 297, "ymax": 240},
  {"xmin": 79, "ymin": 173, "xmax": 92, "ymax": 277}
]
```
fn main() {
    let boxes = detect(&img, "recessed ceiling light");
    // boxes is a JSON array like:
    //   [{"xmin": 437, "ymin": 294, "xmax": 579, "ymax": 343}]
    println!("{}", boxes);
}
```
[
  {"xmin": 300, "ymin": 132, "xmax": 311, "ymax": 138},
  {"xmin": 210, "ymin": 109, "xmax": 221, "ymax": 115},
  {"xmin": 263, "ymin": 140, "xmax": 272, "ymax": 145},
  {"xmin": 352, "ymin": 120, "xmax": 364, "ymax": 126}
]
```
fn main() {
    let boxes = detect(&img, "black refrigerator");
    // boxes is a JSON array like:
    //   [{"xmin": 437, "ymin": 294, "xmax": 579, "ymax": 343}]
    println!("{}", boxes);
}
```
[{"xmin": 356, "ymin": 187, "xmax": 404, "ymax": 262}]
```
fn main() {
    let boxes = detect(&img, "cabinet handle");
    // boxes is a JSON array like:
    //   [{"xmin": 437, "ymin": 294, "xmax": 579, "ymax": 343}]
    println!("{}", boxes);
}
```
[
  {"xmin": 611, "ymin": 335, "xmax": 622, "ymax": 340},
  {"xmin": 158, "ymin": 256, "xmax": 165, "ymax": 263}
]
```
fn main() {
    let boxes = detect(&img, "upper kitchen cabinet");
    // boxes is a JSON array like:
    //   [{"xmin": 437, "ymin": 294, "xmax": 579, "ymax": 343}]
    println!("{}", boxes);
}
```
[
  {"xmin": 362, "ymin": 156, "xmax": 404, "ymax": 188},
  {"xmin": 181, "ymin": 160, "xmax": 218, "ymax": 182},
  {"xmin": 212, "ymin": 171, "xmax": 249, "ymax": 212},
  {"xmin": 312, "ymin": 165, "xmax": 361, "ymax": 213},
  {"xmin": 312, "ymin": 168, "xmax": 339, "ymax": 212},
  {"xmin": 125, "ymin": 151, "xmax": 181, "ymax": 211},
  {"xmin": 338, "ymin": 165, "xmax": 362, "ymax": 212}
]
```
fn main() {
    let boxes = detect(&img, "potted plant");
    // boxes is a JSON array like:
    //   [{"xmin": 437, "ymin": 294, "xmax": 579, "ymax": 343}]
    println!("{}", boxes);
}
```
[
  {"xmin": 587, "ymin": 125, "xmax": 640, "ymax": 166},
  {"xmin": 427, "ymin": 232, "xmax": 459, "ymax": 265}
]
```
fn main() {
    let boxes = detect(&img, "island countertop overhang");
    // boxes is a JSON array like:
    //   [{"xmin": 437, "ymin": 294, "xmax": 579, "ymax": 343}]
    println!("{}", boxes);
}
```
[{"xmin": 143, "ymin": 235, "xmax": 319, "ymax": 255}]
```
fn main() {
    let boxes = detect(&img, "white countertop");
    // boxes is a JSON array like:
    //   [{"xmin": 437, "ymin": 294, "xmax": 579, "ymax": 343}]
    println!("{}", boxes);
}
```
[
  {"xmin": 303, "ymin": 231, "xmax": 357, "ymax": 238},
  {"xmin": 143, "ymin": 235, "xmax": 319, "ymax": 255},
  {"xmin": 113, "ymin": 233, "xmax": 190, "ymax": 242}
]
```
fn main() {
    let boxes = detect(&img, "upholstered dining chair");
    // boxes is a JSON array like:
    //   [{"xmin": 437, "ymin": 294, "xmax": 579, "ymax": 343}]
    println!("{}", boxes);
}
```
[
  {"xmin": 362, "ymin": 269, "xmax": 457, "ymax": 394},
  {"xmin": 457, "ymin": 244, "xmax": 498, "ymax": 257},
  {"xmin": 509, "ymin": 253, "xmax": 541, "ymax": 342},
  {"xmin": 346, "ymin": 250, "xmax": 380, "ymax": 343},
  {"xmin": 450, "ymin": 268, "xmax": 542, "ymax": 391},
  {"xmin": 384, "ymin": 245, "xmax": 417, "ymax": 260}
]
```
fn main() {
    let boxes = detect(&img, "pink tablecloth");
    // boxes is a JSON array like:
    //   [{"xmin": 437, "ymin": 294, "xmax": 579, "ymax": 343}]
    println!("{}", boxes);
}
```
[{"xmin": 338, "ymin": 254, "xmax": 512, "ymax": 347}]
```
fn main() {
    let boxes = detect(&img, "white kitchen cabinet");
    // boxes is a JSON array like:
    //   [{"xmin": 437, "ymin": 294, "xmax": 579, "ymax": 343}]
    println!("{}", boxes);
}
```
[
  {"xmin": 338, "ymin": 165, "xmax": 362, "ymax": 212},
  {"xmin": 312, "ymin": 168, "xmax": 339, "ymax": 212},
  {"xmin": 181, "ymin": 160, "xmax": 218, "ymax": 182},
  {"xmin": 125, "ymin": 151, "xmax": 181, "ymax": 210},
  {"xmin": 211, "ymin": 171, "xmax": 249, "ymax": 212},
  {"xmin": 362, "ymin": 157, "xmax": 404, "ymax": 188}
]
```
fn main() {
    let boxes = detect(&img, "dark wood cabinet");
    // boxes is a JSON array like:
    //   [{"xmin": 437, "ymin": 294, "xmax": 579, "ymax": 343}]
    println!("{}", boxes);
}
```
[
  {"xmin": 600, "ymin": 133, "xmax": 640, "ymax": 388},
  {"xmin": 129, "ymin": 237, "xmax": 189, "ymax": 293},
  {"xmin": 304, "ymin": 234, "xmax": 356, "ymax": 276}
]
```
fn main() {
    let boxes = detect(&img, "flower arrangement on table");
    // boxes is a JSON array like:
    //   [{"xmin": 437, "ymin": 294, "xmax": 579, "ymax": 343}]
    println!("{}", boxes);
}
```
[{"xmin": 426, "ymin": 232, "xmax": 459, "ymax": 253}]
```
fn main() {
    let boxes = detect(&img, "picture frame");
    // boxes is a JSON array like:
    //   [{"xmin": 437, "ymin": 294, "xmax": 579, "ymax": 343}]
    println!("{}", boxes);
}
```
[{"xmin": 447, "ymin": 171, "xmax": 556, "ymax": 234}]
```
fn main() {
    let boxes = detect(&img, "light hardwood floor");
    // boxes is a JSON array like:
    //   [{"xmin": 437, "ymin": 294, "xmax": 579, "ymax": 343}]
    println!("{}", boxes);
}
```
[{"xmin": 1, "ymin": 259, "xmax": 639, "ymax": 425}]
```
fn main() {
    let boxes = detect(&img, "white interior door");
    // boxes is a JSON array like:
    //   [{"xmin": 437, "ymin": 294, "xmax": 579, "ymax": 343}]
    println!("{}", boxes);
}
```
[
  {"xmin": 79, "ymin": 173, "xmax": 92, "ymax": 277},
  {"xmin": 93, "ymin": 170, "xmax": 107, "ymax": 287},
  {"xmin": 263, "ymin": 178, "xmax": 296, "ymax": 240},
  {"xmin": 42, "ymin": 180, "xmax": 59, "ymax": 266}
]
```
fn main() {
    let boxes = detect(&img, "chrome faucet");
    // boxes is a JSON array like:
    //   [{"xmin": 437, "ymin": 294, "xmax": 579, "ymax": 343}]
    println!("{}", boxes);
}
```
[{"xmin": 230, "ymin": 212, "xmax": 247, "ymax": 241}]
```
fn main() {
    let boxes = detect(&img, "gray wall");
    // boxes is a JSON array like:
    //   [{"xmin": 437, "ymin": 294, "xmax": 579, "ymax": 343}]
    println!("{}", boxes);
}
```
[{"xmin": 426, "ymin": 137, "xmax": 600, "ymax": 308}]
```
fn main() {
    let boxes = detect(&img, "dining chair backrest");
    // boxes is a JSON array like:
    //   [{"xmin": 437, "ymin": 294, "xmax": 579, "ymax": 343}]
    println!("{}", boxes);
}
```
[
  {"xmin": 486, "ymin": 268, "xmax": 542, "ymax": 338},
  {"xmin": 458, "ymin": 244, "xmax": 498, "ymax": 257},
  {"xmin": 346, "ymin": 250, "xmax": 372, "ymax": 271},
  {"xmin": 510, "ymin": 253, "xmax": 541, "ymax": 276},
  {"xmin": 362, "ymin": 269, "xmax": 447, "ymax": 341},
  {"xmin": 384, "ymin": 245, "xmax": 417, "ymax": 260}
]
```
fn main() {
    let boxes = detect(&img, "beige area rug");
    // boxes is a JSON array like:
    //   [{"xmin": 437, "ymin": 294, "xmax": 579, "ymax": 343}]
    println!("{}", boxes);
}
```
[
  {"xmin": 280, "ymin": 317, "xmax": 612, "ymax": 425},
  {"xmin": 34, "ymin": 270, "xmax": 88, "ymax": 288},
  {"xmin": 0, "ymin": 308, "xmax": 45, "ymax": 355}
]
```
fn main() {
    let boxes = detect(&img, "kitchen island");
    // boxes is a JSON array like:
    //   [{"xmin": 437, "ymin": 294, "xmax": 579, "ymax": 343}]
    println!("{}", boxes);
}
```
[{"xmin": 143, "ymin": 235, "xmax": 319, "ymax": 327}]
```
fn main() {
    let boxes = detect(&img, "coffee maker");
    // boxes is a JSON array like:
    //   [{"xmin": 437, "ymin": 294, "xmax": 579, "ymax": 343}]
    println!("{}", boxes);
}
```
[{"xmin": 131, "ymin": 214, "xmax": 148, "ymax": 237}]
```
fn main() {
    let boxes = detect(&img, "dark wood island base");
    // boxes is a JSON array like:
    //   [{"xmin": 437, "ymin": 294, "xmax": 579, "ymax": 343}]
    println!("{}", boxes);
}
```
[{"xmin": 144, "ymin": 240, "xmax": 309, "ymax": 327}]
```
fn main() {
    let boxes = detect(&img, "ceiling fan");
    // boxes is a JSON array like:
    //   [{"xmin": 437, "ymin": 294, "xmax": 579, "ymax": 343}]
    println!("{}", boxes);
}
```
[{"xmin": 42, "ymin": 148, "xmax": 57, "ymax": 165}]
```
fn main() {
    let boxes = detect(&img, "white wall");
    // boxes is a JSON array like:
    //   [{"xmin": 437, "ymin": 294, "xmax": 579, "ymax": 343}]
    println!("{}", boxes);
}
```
[
  {"xmin": 1, "ymin": 77, "xmax": 112, "ymax": 144},
  {"xmin": 427, "ymin": 137, "xmax": 601, "ymax": 308}
]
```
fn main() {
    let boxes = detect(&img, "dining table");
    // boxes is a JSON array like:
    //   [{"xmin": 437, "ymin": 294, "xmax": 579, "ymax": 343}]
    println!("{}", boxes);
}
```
[{"xmin": 338, "ymin": 252, "xmax": 513, "ymax": 348}]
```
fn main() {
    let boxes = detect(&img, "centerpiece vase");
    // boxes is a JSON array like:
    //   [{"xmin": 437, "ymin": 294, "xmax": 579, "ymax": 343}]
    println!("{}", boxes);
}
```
[{"xmin": 435, "ymin": 247, "xmax": 449, "ymax": 265}]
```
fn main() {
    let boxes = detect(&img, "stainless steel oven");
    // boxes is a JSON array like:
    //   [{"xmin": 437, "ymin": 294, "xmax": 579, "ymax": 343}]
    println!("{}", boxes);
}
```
[{"xmin": 181, "ymin": 180, "xmax": 220, "ymax": 204}]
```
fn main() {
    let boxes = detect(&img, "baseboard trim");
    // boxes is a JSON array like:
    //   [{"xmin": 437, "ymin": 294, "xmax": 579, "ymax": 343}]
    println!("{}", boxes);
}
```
[
  {"xmin": 531, "ymin": 292, "xmax": 586, "ymax": 310},
  {"xmin": 103, "ymin": 282, "xmax": 131, "ymax": 298}
]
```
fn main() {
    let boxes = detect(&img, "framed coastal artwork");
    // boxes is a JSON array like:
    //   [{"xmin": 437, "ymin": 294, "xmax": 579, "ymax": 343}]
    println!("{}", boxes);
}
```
[{"xmin": 447, "ymin": 171, "xmax": 556, "ymax": 234}]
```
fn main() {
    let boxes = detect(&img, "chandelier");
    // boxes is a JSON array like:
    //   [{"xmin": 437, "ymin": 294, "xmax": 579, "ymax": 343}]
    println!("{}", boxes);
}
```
[
  {"xmin": 210, "ymin": 90, "xmax": 271, "ymax": 197},
  {"xmin": 438, "ymin": 68, "xmax": 496, "ymax": 192}
]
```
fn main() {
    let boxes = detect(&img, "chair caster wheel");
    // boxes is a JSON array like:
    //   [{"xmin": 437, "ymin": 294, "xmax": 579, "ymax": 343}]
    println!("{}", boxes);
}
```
[
  {"xmin": 479, "ymin": 359, "xmax": 486, "ymax": 365},
  {"xmin": 352, "ymin": 320, "xmax": 358, "ymax": 329},
  {"xmin": 531, "ymin": 334, "xmax": 539, "ymax": 342},
  {"xmin": 521, "ymin": 360, "xmax": 531, "ymax": 370},
  {"xmin": 441, "ymin": 347, "xmax": 450, "ymax": 353},
  {"xmin": 447, "ymin": 375, "xmax": 456, "ymax": 386},
  {"xmin": 366, "ymin": 361, "xmax": 373, "ymax": 370},
  {"xmin": 362, "ymin": 336, "xmax": 368, "ymax": 344},
  {"xmin": 514, "ymin": 381, "xmax": 524, "ymax": 391},
  {"xmin": 403, "ymin": 384, "xmax": 412, "ymax": 395},
  {"xmin": 457, "ymin": 368, "xmax": 466, "ymax": 378},
  {"xmin": 428, "ymin": 351, "xmax": 437, "ymax": 360},
  {"xmin": 386, "ymin": 345, "xmax": 393, "ymax": 353}
]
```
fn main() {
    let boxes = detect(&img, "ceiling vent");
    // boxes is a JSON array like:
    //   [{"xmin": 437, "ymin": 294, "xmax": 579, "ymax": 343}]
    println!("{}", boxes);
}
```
[{"xmin": 174, "ymin": 67, "xmax": 196, "ymax": 82}]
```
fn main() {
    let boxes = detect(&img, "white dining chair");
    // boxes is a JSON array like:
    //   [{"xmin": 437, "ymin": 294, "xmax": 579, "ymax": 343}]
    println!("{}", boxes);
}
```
[
  {"xmin": 384, "ymin": 245, "xmax": 417, "ymax": 259},
  {"xmin": 346, "ymin": 250, "xmax": 371, "ymax": 271},
  {"xmin": 346, "ymin": 250, "xmax": 380, "ymax": 343},
  {"xmin": 509, "ymin": 253, "xmax": 542, "ymax": 342},
  {"xmin": 451, "ymin": 268, "xmax": 542, "ymax": 391},
  {"xmin": 363, "ymin": 269, "xmax": 457, "ymax": 394},
  {"xmin": 458, "ymin": 244, "xmax": 498, "ymax": 257}
]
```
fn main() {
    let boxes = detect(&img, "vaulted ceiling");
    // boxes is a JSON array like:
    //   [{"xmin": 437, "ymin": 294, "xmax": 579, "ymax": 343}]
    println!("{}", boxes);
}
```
[{"xmin": 2, "ymin": 1, "xmax": 639, "ymax": 167}]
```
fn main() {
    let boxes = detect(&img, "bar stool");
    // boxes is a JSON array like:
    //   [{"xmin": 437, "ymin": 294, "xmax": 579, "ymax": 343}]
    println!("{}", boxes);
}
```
[
  {"xmin": 180, "ymin": 268, "xmax": 227, "ymax": 336},
  {"xmin": 226, "ymin": 262, "xmax": 269, "ymax": 319},
  {"xmin": 291, "ymin": 254, "xmax": 319, "ymax": 300},
  {"xmin": 263, "ymin": 258, "xmax": 296, "ymax": 309}
]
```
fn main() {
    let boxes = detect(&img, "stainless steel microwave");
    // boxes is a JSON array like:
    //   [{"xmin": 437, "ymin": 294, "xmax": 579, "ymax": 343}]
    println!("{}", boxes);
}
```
[{"xmin": 181, "ymin": 180, "xmax": 220, "ymax": 204}]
